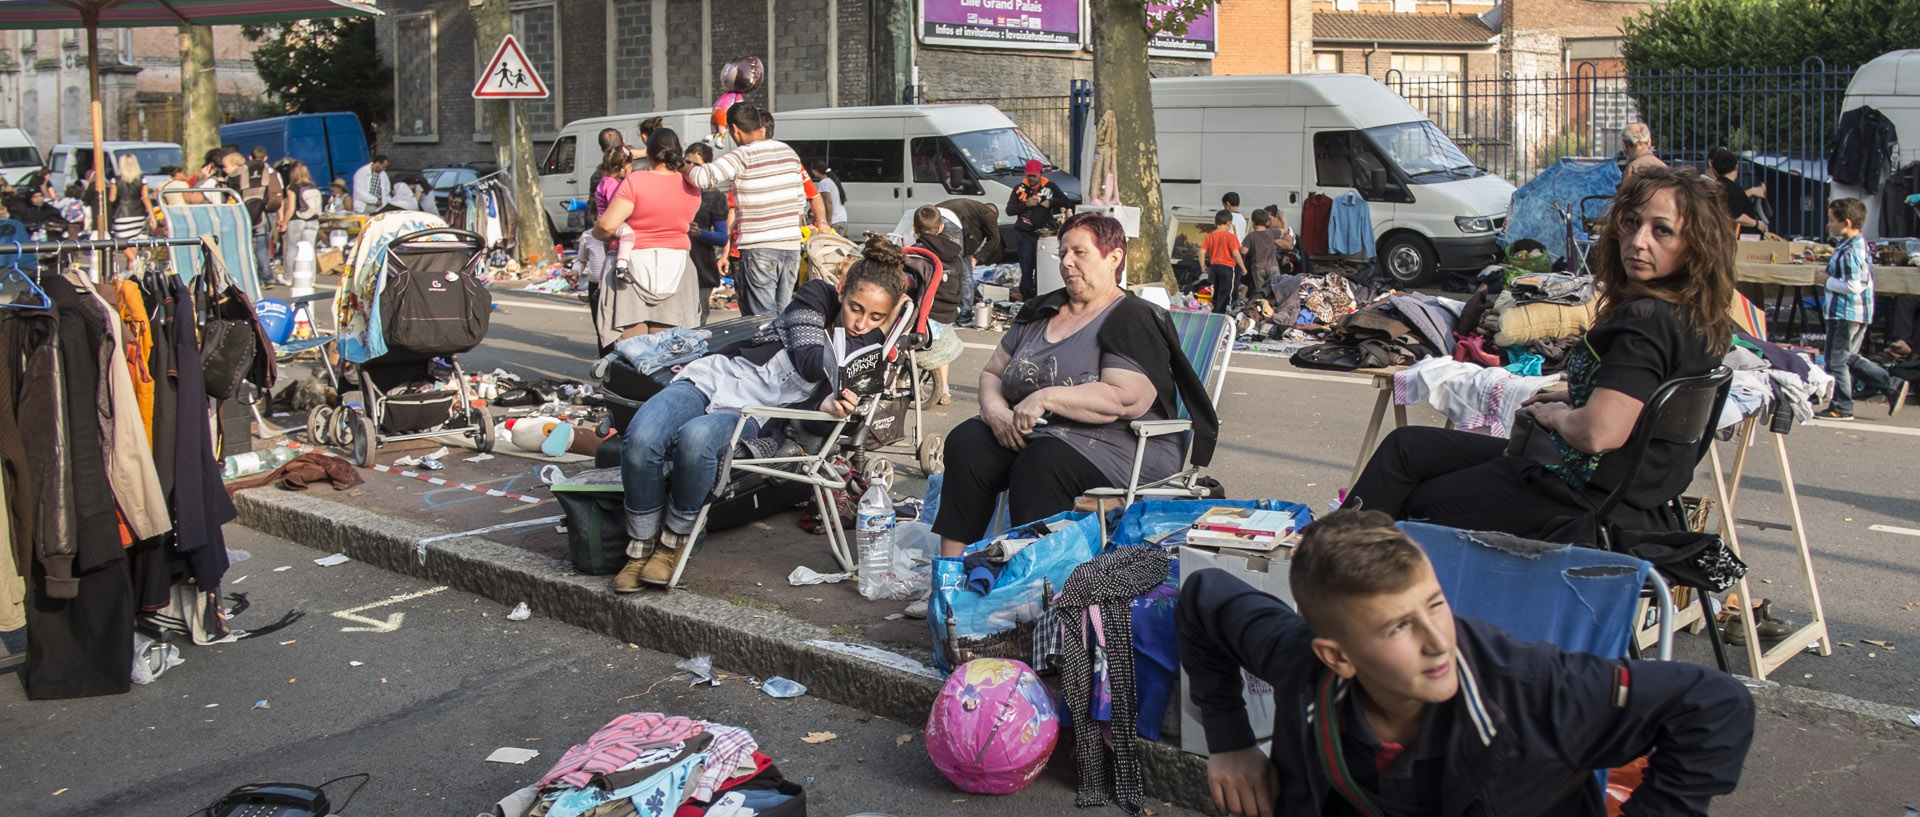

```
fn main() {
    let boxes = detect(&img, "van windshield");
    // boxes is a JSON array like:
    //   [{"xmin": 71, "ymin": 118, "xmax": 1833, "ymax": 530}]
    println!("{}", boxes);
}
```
[
  {"xmin": 113, "ymin": 146, "xmax": 184, "ymax": 176},
  {"xmin": 0, "ymin": 146, "xmax": 41, "ymax": 168},
  {"xmin": 1364, "ymin": 120, "xmax": 1480, "ymax": 182},
  {"xmin": 949, "ymin": 128, "xmax": 1053, "ymax": 177}
]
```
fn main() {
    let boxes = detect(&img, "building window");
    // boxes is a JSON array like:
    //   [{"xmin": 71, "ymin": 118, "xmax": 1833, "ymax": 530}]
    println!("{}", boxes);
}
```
[
  {"xmin": 609, "ymin": 0, "xmax": 654, "ymax": 115},
  {"xmin": 1389, "ymin": 53, "xmax": 1465, "ymax": 134},
  {"xmin": 511, "ymin": 1, "xmax": 562, "ymax": 139},
  {"xmin": 1332, "ymin": 0, "xmax": 1358, "ymax": 10},
  {"xmin": 1313, "ymin": 52, "xmax": 1342, "ymax": 73},
  {"xmin": 1391, "ymin": 0, "xmax": 1415, "ymax": 12},
  {"xmin": 393, "ymin": 12, "xmax": 437, "ymax": 142}
]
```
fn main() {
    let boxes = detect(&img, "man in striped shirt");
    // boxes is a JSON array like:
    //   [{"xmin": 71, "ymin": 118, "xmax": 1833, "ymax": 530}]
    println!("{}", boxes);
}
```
[{"xmin": 686, "ymin": 103, "xmax": 829, "ymax": 316}]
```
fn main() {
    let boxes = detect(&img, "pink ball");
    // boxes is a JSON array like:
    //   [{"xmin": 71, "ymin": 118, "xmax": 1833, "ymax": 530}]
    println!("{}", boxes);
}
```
[{"xmin": 925, "ymin": 658, "xmax": 1059, "ymax": 795}]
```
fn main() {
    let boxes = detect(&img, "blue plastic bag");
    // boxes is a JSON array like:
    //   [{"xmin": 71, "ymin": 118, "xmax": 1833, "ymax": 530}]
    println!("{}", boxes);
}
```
[
  {"xmin": 927, "ymin": 511, "xmax": 1100, "ymax": 675},
  {"xmin": 1110, "ymin": 499, "xmax": 1316, "ymax": 553}
]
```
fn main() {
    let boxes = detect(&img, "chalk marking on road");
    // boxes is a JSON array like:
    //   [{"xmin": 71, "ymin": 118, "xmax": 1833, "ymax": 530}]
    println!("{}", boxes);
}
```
[
  {"xmin": 1868, "ymin": 524, "xmax": 1920, "ymax": 537},
  {"xmin": 960, "ymin": 341, "xmax": 1370, "ymax": 386},
  {"xmin": 370, "ymin": 462, "xmax": 552, "ymax": 505},
  {"xmin": 333, "ymin": 585, "xmax": 447, "ymax": 633},
  {"xmin": 1806, "ymin": 420, "xmax": 1920, "ymax": 437}
]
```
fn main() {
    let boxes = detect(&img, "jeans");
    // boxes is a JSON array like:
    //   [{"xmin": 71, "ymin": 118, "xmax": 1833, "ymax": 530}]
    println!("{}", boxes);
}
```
[
  {"xmin": 1015, "ymin": 232, "xmax": 1039, "ymax": 299},
  {"xmin": 620, "ymin": 381, "xmax": 740, "ymax": 547},
  {"xmin": 1208, "ymin": 264, "xmax": 1238, "ymax": 314},
  {"xmin": 737, "ymin": 247, "xmax": 800, "ymax": 317},
  {"xmin": 254, "ymin": 221, "xmax": 274, "ymax": 282},
  {"xmin": 1825, "ymin": 319, "xmax": 1895, "ymax": 414}
]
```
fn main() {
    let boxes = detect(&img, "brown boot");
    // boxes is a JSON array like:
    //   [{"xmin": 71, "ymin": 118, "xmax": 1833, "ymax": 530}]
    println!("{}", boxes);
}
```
[
  {"xmin": 640, "ymin": 545, "xmax": 682, "ymax": 586},
  {"xmin": 612, "ymin": 558, "xmax": 648, "ymax": 594}
]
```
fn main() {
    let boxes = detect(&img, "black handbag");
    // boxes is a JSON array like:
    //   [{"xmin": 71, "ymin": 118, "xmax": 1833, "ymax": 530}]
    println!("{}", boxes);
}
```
[
  {"xmin": 194, "ymin": 237, "xmax": 276, "ymax": 400},
  {"xmin": 1617, "ymin": 529, "xmax": 1749, "ymax": 593}
]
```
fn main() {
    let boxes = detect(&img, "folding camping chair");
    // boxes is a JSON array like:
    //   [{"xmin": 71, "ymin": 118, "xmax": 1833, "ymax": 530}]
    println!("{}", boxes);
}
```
[
  {"xmin": 1084, "ymin": 308, "xmax": 1235, "ymax": 507},
  {"xmin": 159, "ymin": 187, "xmax": 264, "ymax": 300}
]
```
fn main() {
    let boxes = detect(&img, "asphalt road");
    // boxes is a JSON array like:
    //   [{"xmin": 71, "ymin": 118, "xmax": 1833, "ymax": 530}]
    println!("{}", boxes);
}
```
[
  {"xmin": 467, "ymin": 287, "xmax": 1920, "ymax": 709},
  {"xmin": 0, "ymin": 526, "xmax": 1204, "ymax": 817}
]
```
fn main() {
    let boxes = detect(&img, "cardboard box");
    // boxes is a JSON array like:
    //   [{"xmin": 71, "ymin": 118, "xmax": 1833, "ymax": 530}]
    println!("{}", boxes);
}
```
[
  {"xmin": 316, "ymin": 248, "xmax": 347, "ymax": 276},
  {"xmin": 1177, "ymin": 544, "xmax": 1295, "ymax": 756},
  {"xmin": 1734, "ymin": 239, "xmax": 1815, "ymax": 265}
]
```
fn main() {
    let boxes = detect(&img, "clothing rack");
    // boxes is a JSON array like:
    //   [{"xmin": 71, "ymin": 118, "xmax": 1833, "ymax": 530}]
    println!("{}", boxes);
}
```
[{"xmin": 8, "ymin": 236, "xmax": 210, "ymax": 255}]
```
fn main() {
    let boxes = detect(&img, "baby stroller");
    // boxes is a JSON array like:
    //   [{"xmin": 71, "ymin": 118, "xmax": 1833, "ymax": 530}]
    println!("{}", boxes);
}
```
[{"xmin": 327, "ymin": 226, "xmax": 497, "ymax": 466}]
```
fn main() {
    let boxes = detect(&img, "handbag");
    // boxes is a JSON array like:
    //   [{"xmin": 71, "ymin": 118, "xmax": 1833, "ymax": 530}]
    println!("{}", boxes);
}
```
[
  {"xmin": 1617, "ymin": 529, "xmax": 1749, "ymax": 593},
  {"xmin": 617, "ymin": 246, "xmax": 688, "ymax": 303},
  {"xmin": 194, "ymin": 236, "xmax": 277, "ymax": 400},
  {"xmin": 1504, "ymin": 410, "xmax": 1564, "ymax": 467}
]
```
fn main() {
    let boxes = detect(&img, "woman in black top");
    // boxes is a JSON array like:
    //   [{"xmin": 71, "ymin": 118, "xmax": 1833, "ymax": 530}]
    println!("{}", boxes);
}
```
[{"xmin": 1347, "ymin": 167, "xmax": 1734, "ymax": 536}]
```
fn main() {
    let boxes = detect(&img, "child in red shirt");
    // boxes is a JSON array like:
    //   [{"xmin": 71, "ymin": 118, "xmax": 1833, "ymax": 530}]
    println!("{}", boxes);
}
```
[{"xmin": 1201, "ymin": 208, "xmax": 1244, "ymax": 315}]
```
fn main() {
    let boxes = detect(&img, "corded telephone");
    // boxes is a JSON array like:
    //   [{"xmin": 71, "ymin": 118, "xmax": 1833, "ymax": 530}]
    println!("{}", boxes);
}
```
[{"xmin": 211, "ymin": 783, "xmax": 331, "ymax": 817}]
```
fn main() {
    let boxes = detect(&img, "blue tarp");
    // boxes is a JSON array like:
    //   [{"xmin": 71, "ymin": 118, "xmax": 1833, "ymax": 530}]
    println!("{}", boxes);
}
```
[{"xmin": 1498, "ymin": 158, "xmax": 1622, "ymax": 265}]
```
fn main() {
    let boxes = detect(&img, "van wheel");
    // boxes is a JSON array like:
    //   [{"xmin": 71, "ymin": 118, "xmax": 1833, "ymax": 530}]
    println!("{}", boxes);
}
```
[{"xmin": 1379, "ymin": 233, "xmax": 1438, "ymax": 287}]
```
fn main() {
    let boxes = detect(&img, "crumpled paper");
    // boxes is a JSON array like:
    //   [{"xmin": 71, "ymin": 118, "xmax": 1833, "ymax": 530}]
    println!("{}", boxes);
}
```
[{"xmin": 787, "ymin": 566, "xmax": 852, "ymax": 585}]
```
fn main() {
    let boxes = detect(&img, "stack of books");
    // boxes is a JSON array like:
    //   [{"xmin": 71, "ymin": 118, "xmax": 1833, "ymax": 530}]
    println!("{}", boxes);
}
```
[{"xmin": 1184, "ymin": 507, "xmax": 1297, "ymax": 551}]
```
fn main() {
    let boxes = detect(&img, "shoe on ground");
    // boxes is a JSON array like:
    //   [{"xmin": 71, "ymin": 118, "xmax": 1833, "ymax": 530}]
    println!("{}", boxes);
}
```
[
  {"xmin": 612, "ymin": 557, "xmax": 648, "ymax": 594},
  {"xmin": 1889, "ymin": 381, "xmax": 1910, "ymax": 417},
  {"xmin": 904, "ymin": 593, "xmax": 930, "ymax": 619},
  {"xmin": 1813, "ymin": 407, "xmax": 1853, "ymax": 420}
]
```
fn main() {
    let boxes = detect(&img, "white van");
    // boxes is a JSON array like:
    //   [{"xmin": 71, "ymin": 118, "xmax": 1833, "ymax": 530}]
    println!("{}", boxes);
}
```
[
  {"xmin": 46, "ymin": 141, "xmax": 182, "ymax": 191},
  {"xmin": 1834, "ymin": 49, "xmax": 1919, "ymax": 239},
  {"xmin": 769, "ymin": 104, "xmax": 1078, "ymax": 249},
  {"xmin": 541, "ymin": 104, "xmax": 1077, "ymax": 253},
  {"xmin": 0, "ymin": 127, "xmax": 42, "ymax": 186},
  {"xmin": 537, "ymin": 109, "xmax": 716, "ymax": 235},
  {"xmin": 1149, "ymin": 74, "xmax": 1514, "ymax": 286}
]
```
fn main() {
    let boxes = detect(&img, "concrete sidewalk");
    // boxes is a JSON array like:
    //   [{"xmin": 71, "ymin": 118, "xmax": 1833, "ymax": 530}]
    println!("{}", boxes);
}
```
[{"xmin": 230, "ymin": 450, "xmax": 1920, "ymax": 815}]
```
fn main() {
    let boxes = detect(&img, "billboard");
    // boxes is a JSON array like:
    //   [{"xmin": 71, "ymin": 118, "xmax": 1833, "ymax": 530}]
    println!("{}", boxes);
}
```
[
  {"xmin": 919, "ymin": 0, "xmax": 1085, "ymax": 51},
  {"xmin": 1146, "ymin": 3, "xmax": 1217, "ymax": 59}
]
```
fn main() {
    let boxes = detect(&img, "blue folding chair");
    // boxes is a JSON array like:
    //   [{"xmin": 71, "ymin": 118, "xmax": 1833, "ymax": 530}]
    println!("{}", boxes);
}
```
[{"xmin": 1401, "ymin": 521, "xmax": 1672, "ymax": 662}]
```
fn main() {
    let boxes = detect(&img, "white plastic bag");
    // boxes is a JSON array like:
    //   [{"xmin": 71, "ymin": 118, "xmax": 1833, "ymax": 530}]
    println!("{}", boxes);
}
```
[{"xmin": 858, "ymin": 520, "xmax": 937, "ymax": 601}]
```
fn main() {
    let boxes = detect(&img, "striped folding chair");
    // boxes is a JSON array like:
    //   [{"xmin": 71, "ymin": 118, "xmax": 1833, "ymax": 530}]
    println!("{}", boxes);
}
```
[{"xmin": 1085, "ymin": 308, "xmax": 1234, "ymax": 507}]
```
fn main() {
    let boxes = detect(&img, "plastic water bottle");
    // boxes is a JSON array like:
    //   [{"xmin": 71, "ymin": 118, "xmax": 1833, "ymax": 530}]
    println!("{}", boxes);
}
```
[
  {"xmin": 856, "ymin": 483, "xmax": 896, "ymax": 592},
  {"xmin": 221, "ymin": 447, "xmax": 296, "ymax": 481}
]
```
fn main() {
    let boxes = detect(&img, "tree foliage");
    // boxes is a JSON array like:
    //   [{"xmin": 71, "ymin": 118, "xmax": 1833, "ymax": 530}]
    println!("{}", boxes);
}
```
[
  {"xmin": 1621, "ymin": 0, "xmax": 1920, "ymax": 71},
  {"xmin": 242, "ymin": 18, "xmax": 391, "ymax": 140}
]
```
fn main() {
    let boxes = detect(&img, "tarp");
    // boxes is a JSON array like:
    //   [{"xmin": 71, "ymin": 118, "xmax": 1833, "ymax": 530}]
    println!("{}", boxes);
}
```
[{"xmin": 1498, "ymin": 158, "xmax": 1622, "ymax": 264}]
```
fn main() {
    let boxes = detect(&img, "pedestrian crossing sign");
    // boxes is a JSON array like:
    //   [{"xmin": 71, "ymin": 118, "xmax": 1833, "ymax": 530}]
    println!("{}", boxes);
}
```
[{"xmin": 473, "ymin": 34, "xmax": 549, "ymax": 99}]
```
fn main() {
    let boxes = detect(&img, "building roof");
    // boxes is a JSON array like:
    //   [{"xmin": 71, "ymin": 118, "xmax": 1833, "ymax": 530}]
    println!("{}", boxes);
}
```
[{"xmin": 1313, "ymin": 13, "xmax": 1498, "ymax": 46}]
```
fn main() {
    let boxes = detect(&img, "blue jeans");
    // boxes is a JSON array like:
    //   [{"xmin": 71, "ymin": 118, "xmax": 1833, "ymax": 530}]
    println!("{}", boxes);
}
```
[
  {"xmin": 620, "ymin": 381, "xmax": 741, "ymax": 547},
  {"xmin": 1825, "ymin": 319, "xmax": 1895, "ymax": 414},
  {"xmin": 737, "ymin": 247, "xmax": 800, "ymax": 317},
  {"xmin": 254, "ymin": 221, "xmax": 274, "ymax": 282},
  {"xmin": 1015, "ymin": 232, "xmax": 1039, "ymax": 299}
]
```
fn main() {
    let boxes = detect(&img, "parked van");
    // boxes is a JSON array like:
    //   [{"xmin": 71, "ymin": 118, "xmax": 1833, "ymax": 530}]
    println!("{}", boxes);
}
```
[
  {"xmin": 1835, "ymin": 49, "xmax": 1919, "ymax": 239},
  {"xmin": 540, "ymin": 104, "xmax": 1078, "ymax": 249},
  {"xmin": 0, "ymin": 127, "xmax": 42, "ymax": 186},
  {"xmin": 220, "ymin": 112, "xmax": 371, "ymax": 189},
  {"xmin": 1148, "ymin": 74, "xmax": 1514, "ymax": 285},
  {"xmin": 46, "ymin": 141, "xmax": 182, "ymax": 191},
  {"xmin": 538, "ymin": 109, "xmax": 717, "ymax": 235}
]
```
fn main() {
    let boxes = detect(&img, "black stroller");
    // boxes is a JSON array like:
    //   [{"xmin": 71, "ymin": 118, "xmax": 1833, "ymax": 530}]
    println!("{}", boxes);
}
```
[{"xmin": 324, "ymin": 227, "xmax": 498, "ymax": 466}]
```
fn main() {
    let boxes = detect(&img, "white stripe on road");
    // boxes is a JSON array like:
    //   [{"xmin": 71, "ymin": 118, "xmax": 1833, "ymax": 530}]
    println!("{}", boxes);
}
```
[
  {"xmin": 1868, "ymin": 524, "xmax": 1920, "ymax": 537},
  {"xmin": 493, "ymin": 297, "xmax": 588, "ymax": 314},
  {"xmin": 1806, "ymin": 420, "xmax": 1920, "ymax": 437},
  {"xmin": 959, "ymin": 341, "xmax": 1371, "ymax": 386}
]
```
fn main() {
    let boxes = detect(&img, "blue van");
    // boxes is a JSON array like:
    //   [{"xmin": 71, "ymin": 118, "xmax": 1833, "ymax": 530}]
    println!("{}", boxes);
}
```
[{"xmin": 220, "ymin": 113, "xmax": 370, "ymax": 188}]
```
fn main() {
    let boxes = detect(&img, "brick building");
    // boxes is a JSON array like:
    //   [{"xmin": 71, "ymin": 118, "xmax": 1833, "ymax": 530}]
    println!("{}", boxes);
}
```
[
  {"xmin": 1306, "ymin": 0, "xmax": 1649, "ymax": 83},
  {"xmin": 371, "ymin": 0, "xmax": 1210, "ymax": 171},
  {"xmin": 0, "ymin": 27, "xmax": 266, "ymax": 151}
]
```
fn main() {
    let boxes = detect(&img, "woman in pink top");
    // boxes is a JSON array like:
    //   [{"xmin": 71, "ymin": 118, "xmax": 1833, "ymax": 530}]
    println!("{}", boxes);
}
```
[{"xmin": 592, "ymin": 128, "xmax": 705, "ymax": 351}]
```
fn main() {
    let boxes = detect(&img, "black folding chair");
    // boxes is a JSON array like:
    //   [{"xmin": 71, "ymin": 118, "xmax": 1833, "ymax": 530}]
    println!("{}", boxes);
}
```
[{"xmin": 1548, "ymin": 366, "xmax": 1737, "ymax": 670}]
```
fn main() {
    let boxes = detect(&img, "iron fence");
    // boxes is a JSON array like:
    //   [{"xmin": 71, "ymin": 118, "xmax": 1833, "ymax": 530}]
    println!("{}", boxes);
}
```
[
  {"xmin": 1387, "ymin": 59, "xmax": 1855, "ymax": 238},
  {"xmin": 933, "ymin": 94, "xmax": 1076, "ymax": 168}
]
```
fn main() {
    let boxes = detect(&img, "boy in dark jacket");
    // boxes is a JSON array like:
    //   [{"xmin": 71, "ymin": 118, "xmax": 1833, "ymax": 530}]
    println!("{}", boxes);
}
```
[
  {"xmin": 1006, "ymin": 159, "xmax": 1068, "ymax": 300},
  {"xmin": 1179, "ymin": 508, "xmax": 1753, "ymax": 817}
]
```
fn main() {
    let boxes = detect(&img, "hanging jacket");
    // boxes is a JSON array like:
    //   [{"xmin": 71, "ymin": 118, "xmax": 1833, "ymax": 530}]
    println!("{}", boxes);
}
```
[
  {"xmin": 0, "ymin": 308, "xmax": 73, "ymax": 596},
  {"xmin": 1829, "ymin": 106, "xmax": 1898, "ymax": 193},
  {"xmin": 66, "ymin": 270, "xmax": 170, "ymax": 542},
  {"xmin": 1301, "ymin": 193, "xmax": 1333, "ymax": 256}
]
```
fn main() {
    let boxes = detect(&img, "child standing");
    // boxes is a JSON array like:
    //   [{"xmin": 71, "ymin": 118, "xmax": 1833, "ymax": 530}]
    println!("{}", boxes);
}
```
[
  {"xmin": 1223, "ymin": 191, "xmax": 1247, "ymax": 241},
  {"xmin": 1202, "ymin": 208, "xmax": 1244, "ymax": 315},
  {"xmin": 1816, "ymin": 197, "xmax": 1907, "ymax": 419},
  {"xmin": 1242, "ymin": 209, "xmax": 1282, "ymax": 298}
]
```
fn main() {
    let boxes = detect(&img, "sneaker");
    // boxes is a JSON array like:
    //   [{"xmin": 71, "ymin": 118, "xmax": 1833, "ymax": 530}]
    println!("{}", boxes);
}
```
[
  {"xmin": 1889, "ymin": 381, "xmax": 1910, "ymax": 417},
  {"xmin": 612, "ymin": 557, "xmax": 648, "ymax": 594},
  {"xmin": 1812, "ymin": 407, "xmax": 1853, "ymax": 420}
]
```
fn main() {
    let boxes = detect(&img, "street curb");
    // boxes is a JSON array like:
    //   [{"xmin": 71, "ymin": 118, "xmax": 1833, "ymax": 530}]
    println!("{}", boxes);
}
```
[{"xmin": 231, "ymin": 489, "xmax": 1216, "ymax": 813}]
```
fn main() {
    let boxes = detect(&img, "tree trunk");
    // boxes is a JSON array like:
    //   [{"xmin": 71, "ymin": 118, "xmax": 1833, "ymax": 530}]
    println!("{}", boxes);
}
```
[
  {"xmin": 180, "ymin": 26, "xmax": 218, "ymax": 169},
  {"xmin": 473, "ymin": 0, "xmax": 555, "ymax": 266},
  {"xmin": 1089, "ymin": 0, "xmax": 1171, "ymax": 288}
]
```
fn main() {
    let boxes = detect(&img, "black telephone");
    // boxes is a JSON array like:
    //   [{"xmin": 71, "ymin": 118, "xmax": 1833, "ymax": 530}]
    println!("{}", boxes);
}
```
[{"xmin": 211, "ymin": 783, "xmax": 331, "ymax": 817}]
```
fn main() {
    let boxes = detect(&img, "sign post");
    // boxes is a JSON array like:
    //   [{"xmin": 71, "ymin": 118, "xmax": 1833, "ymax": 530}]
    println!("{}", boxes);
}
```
[
  {"xmin": 473, "ymin": 33, "xmax": 550, "ymax": 172},
  {"xmin": 471, "ymin": 31, "xmax": 552, "ymax": 264}
]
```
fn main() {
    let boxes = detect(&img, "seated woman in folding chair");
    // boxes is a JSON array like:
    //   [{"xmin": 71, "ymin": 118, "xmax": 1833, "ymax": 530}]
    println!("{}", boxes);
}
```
[
  {"xmin": 1347, "ymin": 167, "xmax": 1734, "ymax": 536},
  {"xmin": 613, "ymin": 239, "xmax": 913, "ymax": 593},
  {"xmin": 928, "ymin": 213, "xmax": 1219, "ymax": 588}
]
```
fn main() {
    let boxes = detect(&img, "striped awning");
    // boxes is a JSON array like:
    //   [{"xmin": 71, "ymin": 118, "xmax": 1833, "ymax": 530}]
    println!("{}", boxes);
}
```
[{"xmin": 0, "ymin": 0, "xmax": 380, "ymax": 29}]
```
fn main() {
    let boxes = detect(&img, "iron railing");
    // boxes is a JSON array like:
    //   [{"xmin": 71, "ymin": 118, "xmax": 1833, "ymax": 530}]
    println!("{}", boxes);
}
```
[
  {"xmin": 932, "ymin": 93, "xmax": 1076, "ymax": 169},
  {"xmin": 1387, "ymin": 59, "xmax": 1854, "ymax": 238}
]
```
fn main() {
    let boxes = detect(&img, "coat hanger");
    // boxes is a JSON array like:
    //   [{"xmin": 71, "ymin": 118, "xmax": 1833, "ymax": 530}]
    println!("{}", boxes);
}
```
[{"xmin": 1, "ymin": 242, "xmax": 51, "ymax": 310}]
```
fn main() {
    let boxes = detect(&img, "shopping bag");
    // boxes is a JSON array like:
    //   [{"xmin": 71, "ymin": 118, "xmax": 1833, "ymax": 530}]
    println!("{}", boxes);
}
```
[
  {"xmin": 550, "ymin": 472, "xmax": 627, "ymax": 576},
  {"xmin": 1110, "ymin": 498, "xmax": 1316, "ymax": 550},
  {"xmin": 927, "ymin": 510, "xmax": 1100, "ymax": 675}
]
